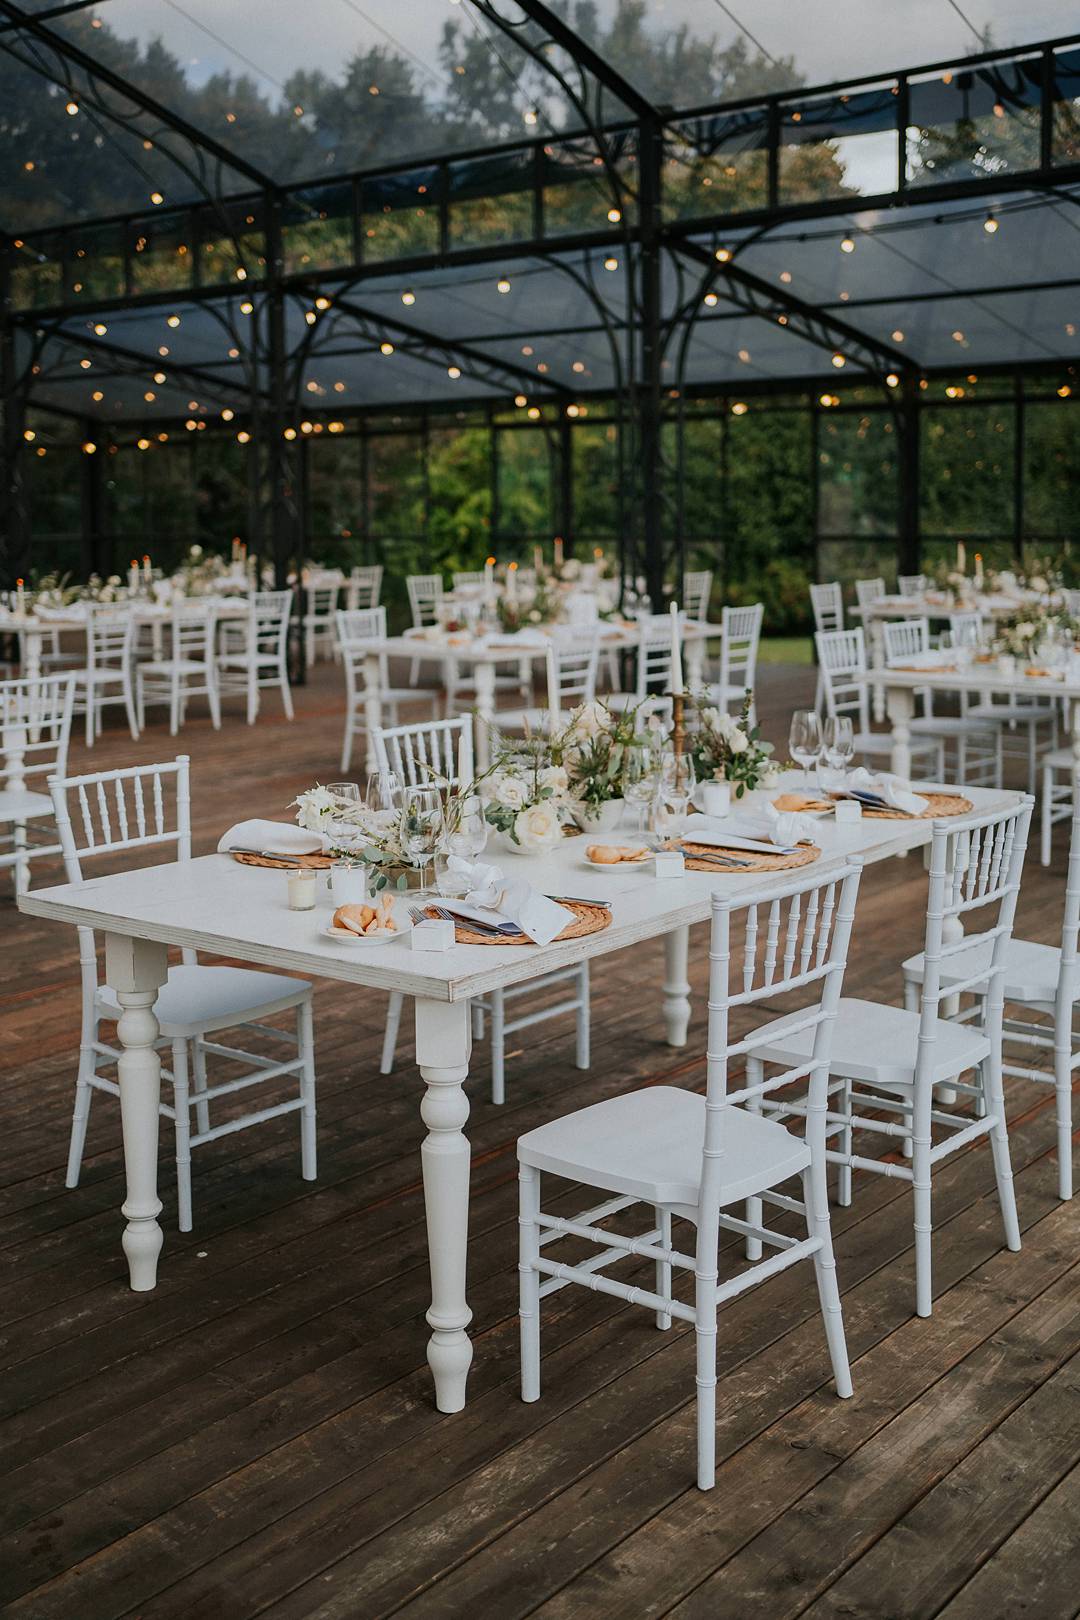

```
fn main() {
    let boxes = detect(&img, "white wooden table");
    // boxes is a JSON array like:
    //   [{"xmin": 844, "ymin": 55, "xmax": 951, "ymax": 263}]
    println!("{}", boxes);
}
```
[
  {"xmin": 18, "ymin": 775, "xmax": 1018, "ymax": 1413},
  {"xmin": 868, "ymin": 665, "xmax": 1079, "ymax": 778},
  {"xmin": 0, "ymin": 598, "xmax": 249, "ymax": 684},
  {"xmin": 363, "ymin": 621, "xmax": 717, "ymax": 770}
]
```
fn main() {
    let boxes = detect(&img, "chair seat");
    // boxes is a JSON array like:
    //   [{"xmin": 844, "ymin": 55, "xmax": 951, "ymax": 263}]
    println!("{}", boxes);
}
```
[
  {"xmin": 96, "ymin": 963, "xmax": 311, "ymax": 1038},
  {"xmin": 754, "ymin": 997, "xmax": 990, "ymax": 1090},
  {"xmin": 967, "ymin": 701, "xmax": 1055, "ymax": 724},
  {"xmin": 903, "ymin": 937, "xmax": 1071, "ymax": 1009},
  {"xmin": 909, "ymin": 716, "xmax": 997, "ymax": 738},
  {"xmin": 218, "ymin": 653, "xmax": 277, "ymax": 669},
  {"xmin": 853, "ymin": 731, "xmax": 939, "ymax": 760},
  {"xmin": 495, "ymin": 706, "xmax": 551, "ymax": 733},
  {"xmin": 69, "ymin": 666, "xmax": 125, "ymax": 685},
  {"xmin": 518, "ymin": 1084, "xmax": 809, "ymax": 1208},
  {"xmin": 1043, "ymin": 745, "xmax": 1073, "ymax": 772},
  {"xmin": 0, "ymin": 787, "xmax": 53, "ymax": 822},
  {"xmin": 139, "ymin": 659, "xmax": 212, "ymax": 676}
]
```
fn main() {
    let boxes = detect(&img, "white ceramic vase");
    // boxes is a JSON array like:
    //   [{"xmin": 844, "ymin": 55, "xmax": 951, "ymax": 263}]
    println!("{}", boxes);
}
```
[{"xmin": 585, "ymin": 797, "xmax": 627, "ymax": 833}]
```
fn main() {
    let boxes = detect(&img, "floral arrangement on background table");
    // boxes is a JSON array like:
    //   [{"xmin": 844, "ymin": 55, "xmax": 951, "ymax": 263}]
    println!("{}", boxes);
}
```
[
  {"xmin": 495, "ymin": 573, "xmax": 560, "ymax": 634},
  {"xmin": 684, "ymin": 691, "xmax": 780, "ymax": 799},
  {"xmin": 172, "ymin": 544, "xmax": 232, "ymax": 596},
  {"xmin": 993, "ymin": 606, "xmax": 1078, "ymax": 661}
]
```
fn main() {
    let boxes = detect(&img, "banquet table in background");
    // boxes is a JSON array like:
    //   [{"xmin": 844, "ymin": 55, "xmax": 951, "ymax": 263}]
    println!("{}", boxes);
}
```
[
  {"xmin": 0, "ymin": 598, "xmax": 250, "ymax": 684},
  {"xmin": 19, "ymin": 773, "xmax": 1020, "ymax": 1416},
  {"xmin": 868, "ymin": 664, "xmax": 1080, "ymax": 778}
]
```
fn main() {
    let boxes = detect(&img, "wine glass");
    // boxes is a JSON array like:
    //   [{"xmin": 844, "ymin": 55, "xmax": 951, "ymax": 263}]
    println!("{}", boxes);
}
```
[
  {"xmin": 400, "ymin": 785, "xmax": 444, "ymax": 897},
  {"xmin": 623, "ymin": 740, "xmax": 661, "ymax": 836},
  {"xmin": 365, "ymin": 769, "xmax": 402, "ymax": 816},
  {"xmin": 326, "ymin": 781, "xmax": 361, "ymax": 849},
  {"xmin": 658, "ymin": 748, "xmax": 696, "ymax": 836},
  {"xmin": 789, "ymin": 710, "xmax": 822, "ymax": 791},
  {"xmin": 821, "ymin": 715, "xmax": 854, "ymax": 793}
]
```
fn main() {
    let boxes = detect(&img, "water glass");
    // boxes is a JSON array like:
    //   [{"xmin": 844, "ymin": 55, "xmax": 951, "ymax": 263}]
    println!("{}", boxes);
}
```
[
  {"xmin": 326, "ymin": 781, "xmax": 361, "ymax": 848},
  {"xmin": 623, "ymin": 742, "xmax": 661, "ymax": 834},
  {"xmin": 789, "ymin": 710, "xmax": 822, "ymax": 790},
  {"xmin": 365, "ymin": 770, "xmax": 403, "ymax": 816},
  {"xmin": 400, "ymin": 785, "xmax": 444, "ymax": 896},
  {"xmin": 821, "ymin": 715, "xmax": 854, "ymax": 792},
  {"xmin": 657, "ymin": 749, "xmax": 695, "ymax": 834}
]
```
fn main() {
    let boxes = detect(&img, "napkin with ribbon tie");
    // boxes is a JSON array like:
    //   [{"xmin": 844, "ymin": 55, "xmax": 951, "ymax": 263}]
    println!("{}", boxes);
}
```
[
  {"xmin": 443, "ymin": 855, "xmax": 572, "ymax": 945},
  {"xmin": 218, "ymin": 818, "xmax": 330, "ymax": 857},
  {"xmin": 845, "ymin": 768, "xmax": 929, "ymax": 816},
  {"xmin": 683, "ymin": 802, "xmax": 815, "ymax": 855}
]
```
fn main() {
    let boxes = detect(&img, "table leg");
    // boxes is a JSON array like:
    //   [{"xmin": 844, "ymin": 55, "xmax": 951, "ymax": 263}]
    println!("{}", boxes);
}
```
[
  {"xmin": 362, "ymin": 652, "xmax": 383, "ymax": 778},
  {"xmin": 869, "ymin": 620, "xmax": 887, "ymax": 723},
  {"xmin": 416, "ymin": 997, "xmax": 474, "ymax": 1412},
  {"xmin": 885, "ymin": 683, "xmax": 916, "ymax": 779},
  {"xmin": 663, "ymin": 926, "xmax": 692, "ymax": 1048},
  {"xmin": 105, "ymin": 932, "xmax": 169, "ymax": 1291},
  {"xmin": 474, "ymin": 663, "xmax": 497, "ymax": 771},
  {"xmin": 686, "ymin": 637, "xmax": 706, "ymax": 692}
]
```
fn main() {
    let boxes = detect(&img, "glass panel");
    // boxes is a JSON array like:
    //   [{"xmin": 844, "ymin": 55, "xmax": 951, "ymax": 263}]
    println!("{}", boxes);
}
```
[
  {"xmin": 1023, "ymin": 400, "xmax": 1080, "ymax": 541},
  {"xmin": 67, "ymin": 221, "xmax": 126, "ymax": 302},
  {"xmin": 427, "ymin": 422, "xmax": 492, "ymax": 556},
  {"xmin": 920, "ymin": 401, "xmax": 1015, "ymax": 539},
  {"xmin": 780, "ymin": 86, "xmax": 899, "ymax": 204},
  {"xmin": 542, "ymin": 131, "xmax": 637, "ymax": 238},
  {"xmin": 282, "ymin": 183, "xmax": 355, "ymax": 276},
  {"xmin": 129, "ymin": 212, "xmax": 195, "ymax": 296},
  {"xmin": 1052, "ymin": 46, "xmax": 1080, "ymax": 165},
  {"xmin": 495, "ymin": 427, "xmax": 552, "ymax": 544},
  {"xmin": 907, "ymin": 57, "xmax": 1042, "ymax": 186},
  {"xmin": 307, "ymin": 433, "xmax": 364, "ymax": 560},
  {"xmin": 817, "ymin": 538, "xmax": 900, "ymax": 596},
  {"xmin": 193, "ymin": 436, "xmax": 247, "ymax": 551},
  {"xmin": 728, "ymin": 409, "xmax": 814, "ymax": 632},
  {"xmin": 368, "ymin": 429, "xmax": 424, "ymax": 539},
  {"xmin": 197, "ymin": 201, "xmax": 266, "ymax": 286},
  {"xmin": 6, "ymin": 236, "xmax": 65, "ymax": 310},
  {"xmin": 572, "ymin": 421, "xmax": 620, "ymax": 542},
  {"xmin": 448, "ymin": 149, "xmax": 535, "ymax": 250},
  {"xmin": 360, "ymin": 166, "xmax": 440, "ymax": 263},
  {"xmin": 662, "ymin": 108, "xmax": 769, "ymax": 221},
  {"xmin": 818, "ymin": 410, "xmax": 899, "ymax": 537},
  {"xmin": 27, "ymin": 445, "xmax": 82, "ymax": 577}
]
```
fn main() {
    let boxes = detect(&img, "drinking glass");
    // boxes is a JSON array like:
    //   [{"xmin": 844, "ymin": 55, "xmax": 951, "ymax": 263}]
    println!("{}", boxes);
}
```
[
  {"xmin": 325, "ymin": 781, "xmax": 361, "ymax": 848},
  {"xmin": 658, "ymin": 749, "xmax": 695, "ymax": 835},
  {"xmin": 623, "ymin": 741, "xmax": 661, "ymax": 835},
  {"xmin": 364, "ymin": 769, "xmax": 402, "ymax": 816},
  {"xmin": 447, "ymin": 794, "xmax": 488, "ymax": 861},
  {"xmin": 400, "ymin": 785, "xmax": 444, "ymax": 896},
  {"xmin": 789, "ymin": 710, "xmax": 822, "ymax": 790},
  {"xmin": 821, "ymin": 715, "xmax": 854, "ymax": 792}
]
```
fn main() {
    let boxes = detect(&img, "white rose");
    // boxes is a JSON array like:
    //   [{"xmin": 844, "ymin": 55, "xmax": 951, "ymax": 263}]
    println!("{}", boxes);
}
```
[
  {"xmin": 293, "ymin": 785, "xmax": 337, "ymax": 831},
  {"xmin": 701, "ymin": 707, "xmax": 721, "ymax": 728},
  {"xmin": 727, "ymin": 727, "xmax": 749, "ymax": 755},
  {"xmin": 514, "ymin": 801, "xmax": 562, "ymax": 850},
  {"xmin": 1030, "ymin": 575, "xmax": 1048, "ymax": 593},
  {"xmin": 495, "ymin": 775, "xmax": 527, "ymax": 810},
  {"xmin": 539, "ymin": 765, "xmax": 569, "ymax": 796},
  {"xmin": 570, "ymin": 700, "xmax": 612, "ymax": 740}
]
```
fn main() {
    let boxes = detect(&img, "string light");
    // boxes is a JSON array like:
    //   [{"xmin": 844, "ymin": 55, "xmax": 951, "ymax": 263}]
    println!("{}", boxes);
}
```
[
  {"xmin": 447, "ymin": 365, "xmax": 461, "ymax": 379},
  {"xmin": 527, "ymin": 406, "xmax": 541, "ymax": 419},
  {"xmin": 81, "ymin": 441, "xmax": 97, "ymax": 454},
  {"xmin": 79, "ymin": 358, "xmax": 91, "ymax": 369},
  {"xmin": 91, "ymin": 390, "xmax": 104, "ymax": 401},
  {"xmin": 523, "ymin": 109, "xmax": 538, "ymax": 125},
  {"xmin": 984, "ymin": 211, "xmax": 999, "ymax": 234},
  {"xmin": 22, "ymin": 428, "xmax": 35, "ymax": 442},
  {"xmin": 714, "ymin": 247, "xmax": 732, "ymax": 263},
  {"xmin": 284, "ymin": 426, "xmax": 298, "ymax": 439},
  {"xmin": 572, "ymin": 361, "xmax": 585, "ymax": 373},
  {"xmin": 703, "ymin": 291, "xmax": 718, "ymax": 307},
  {"xmin": 1058, "ymin": 385, "xmax": 1072, "ymax": 398},
  {"xmin": 240, "ymin": 300, "xmax": 254, "ymax": 315},
  {"xmin": 65, "ymin": 101, "xmax": 79, "ymax": 116},
  {"xmin": 401, "ymin": 289, "xmax": 416, "ymax": 305},
  {"xmin": 514, "ymin": 394, "xmax": 527, "ymax": 407},
  {"xmin": 315, "ymin": 295, "xmax": 332, "ymax": 310},
  {"xmin": 886, "ymin": 372, "xmax": 900, "ymax": 387},
  {"xmin": 496, "ymin": 276, "xmax": 511, "ymax": 294},
  {"xmin": 607, "ymin": 208, "xmax": 621, "ymax": 223},
  {"xmin": 840, "ymin": 235, "xmax": 855, "ymax": 253},
  {"xmin": 185, "ymin": 419, "xmax": 197, "ymax": 431},
  {"xmin": 892, "ymin": 329, "xmax": 905, "ymax": 342},
  {"xmin": 566, "ymin": 404, "xmax": 580, "ymax": 417},
  {"xmin": 93, "ymin": 322, "xmax": 107, "ymax": 335},
  {"xmin": 380, "ymin": 341, "xmax": 394, "ymax": 355},
  {"xmin": 831, "ymin": 353, "xmax": 846, "ymax": 368},
  {"xmin": 166, "ymin": 314, "xmax": 181, "ymax": 328},
  {"xmin": 305, "ymin": 311, "xmax": 317, "ymax": 325},
  {"xmin": 144, "ymin": 390, "xmax": 156, "ymax": 402},
  {"xmin": 731, "ymin": 402, "xmax": 748, "ymax": 415},
  {"xmin": 137, "ymin": 438, "xmax": 151, "ymax": 450},
  {"xmin": 154, "ymin": 371, "xmax": 166, "ymax": 384},
  {"xmin": 150, "ymin": 192, "xmax": 164, "ymax": 206},
  {"xmin": 235, "ymin": 266, "xmax": 248, "ymax": 280},
  {"xmin": 237, "ymin": 431, "xmax": 251, "ymax": 444},
  {"xmin": 221, "ymin": 407, "xmax": 235, "ymax": 421},
  {"xmin": 604, "ymin": 255, "xmax": 619, "ymax": 271}
]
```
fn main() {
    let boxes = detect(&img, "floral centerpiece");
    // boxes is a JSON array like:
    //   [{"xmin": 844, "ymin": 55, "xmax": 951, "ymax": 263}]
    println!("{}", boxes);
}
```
[
  {"xmin": 293, "ymin": 786, "xmax": 414, "ymax": 891},
  {"xmin": 172, "ymin": 544, "xmax": 229, "ymax": 597},
  {"xmin": 495, "ymin": 572, "xmax": 560, "ymax": 634},
  {"xmin": 24, "ymin": 570, "xmax": 84, "ymax": 609},
  {"xmin": 994, "ymin": 607, "xmax": 1078, "ymax": 660},
  {"xmin": 557, "ymin": 699, "xmax": 650, "ymax": 822},
  {"xmin": 685, "ymin": 691, "xmax": 780, "ymax": 799},
  {"xmin": 482, "ymin": 741, "xmax": 570, "ymax": 853}
]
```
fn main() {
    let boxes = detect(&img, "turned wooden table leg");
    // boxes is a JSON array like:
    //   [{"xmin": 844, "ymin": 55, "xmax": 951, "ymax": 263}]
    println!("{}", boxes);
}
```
[
  {"xmin": 416, "ymin": 997, "xmax": 474, "ymax": 1412},
  {"xmin": 362, "ymin": 651, "xmax": 383, "ymax": 778},
  {"xmin": 663, "ymin": 925, "xmax": 692, "ymax": 1048},
  {"xmin": 474, "ymin": 663, "xmax": 497, "ymax": 771},
  {"xmin": 886, "ymin": 682, "xmax": 915, "ymax": 780},
  {"xmin": 106, "ymin": 932, "xmax": 169, "ymax": 1292}
]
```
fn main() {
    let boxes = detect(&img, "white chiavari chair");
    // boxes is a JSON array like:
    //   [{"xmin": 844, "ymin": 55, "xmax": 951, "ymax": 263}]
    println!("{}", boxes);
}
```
[
  {"xmin": 816, "ymin": 627, "xmax": 943, "ymax": 776},
  {"xmin": 682, "ymin": 569, "xmax": 713, "ymax": 622},
  {"xmin": 607, "ymin": 614, "xmax": 677, "ymax": 722},
  {"xmin": 303, "ymin": 573, "xmax": 342, "ymax": 668},
  {"xmin": 854, "ymin": 577, "xmax": 886, "ymax": 614},
  {"xmin": 810, "ymin": 581, "xmax": 844, "ymax": 711},
  {"xmin": 407, "ymin": 573, "xmax": 444, "ymax": 686},
  {"xmin": 375, "ymin": 714, "xmax": 590, "ymax": 1107},
  {"xmin": 346, "ymin": 564, "xmax": 383, "ymax": 611},
  {"xmin": 0, "ymin": 673, "xmax": 74, "ymax": 894},
  {"xmin": 135, "ymin": 600, "xmax": 221, "ymax": 736},
  {"xmin": 217, "ymin": 589, "xmax": 294, "ymax": 724},
  {"xmin": 898, "ymin": 574, "xmax": 928, "ymax": 597},
  {"xmin": 451, "ymin": 571, "xmax": 488, "ymax": 591},
  {"xmin": 758, "ymin": 799, "xmax": 1032, "ymax": 1315},
  {"xmin": 69, "ymin": 606, "xmax": 139, "ymax": 747},
  {"xmin": 708, "ymin": 603, "xmax": 764, "ymax": 725},
  {"xmin": 517, "ymin": 860, "xmax": 863, "ymax": 1490},
  {"xmin": 904, "ymin": 784, "xmax": 1078, "ymax": 1200},
  {"xmin": 50, "ymin": 755, "xmax": 318, "ymax": 1232},
  {"xmin": 881, "ymin": 616, "xmax": 1000, "ymax": 787},
  {"xmin": 496, "ymin": 631, "xmax": 599, "ymax": 734},
  {"xmin": 336, "ymin": 607, "xmax": 438, "ymax": 773},
  {"xmin": 1040, "ymin": 747, "xmax": 1074, "ymax": 865}
]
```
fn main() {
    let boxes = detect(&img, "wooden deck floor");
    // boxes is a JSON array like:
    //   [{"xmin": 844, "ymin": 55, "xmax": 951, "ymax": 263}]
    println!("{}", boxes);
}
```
[{"xmin": 2, "ymin": 662, "xmax": 1078, "ymax": 1620}]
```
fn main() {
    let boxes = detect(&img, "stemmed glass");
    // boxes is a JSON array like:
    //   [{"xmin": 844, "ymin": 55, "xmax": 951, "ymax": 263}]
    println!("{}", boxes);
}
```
[
  {"xmin": 623, "ymin": 740, "xmax": 661, "ymax": 836},
  {"xmin": 325, "ymin": 781, "xmax": 361, "ymax": 850},
  {"xmin": 789, "ymin": 710, "xmax": 822, "ymax": 791},
  {"xmin": 365, "ymin": 769, "xmax": 403, "ymax": 816},
  {"xmin": 436, "ymin": 793, "xmax": 488, "ymax": 895},
  {"xmin": 821, "ymin": 716, "xmax": 854, "ymax": 793},
  {"xmin": 400, "ymin": 784, "xmax": 444, "ymax": 897},
  {"xmin": 658, "ymin": 748, "xmax": 696, "ymax": 837}
]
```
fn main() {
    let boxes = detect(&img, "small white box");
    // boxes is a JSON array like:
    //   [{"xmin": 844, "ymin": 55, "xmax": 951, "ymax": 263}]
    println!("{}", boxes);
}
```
[
  {"xmin": 835, "ymin": 798, "xmax": 862, "ymax": 824},
  {"xmin": 411, "ymin": 918, "xmax": 456, "ymax": 952},
  {"xmin": 654, "ymin": 849, "xmax": 685, "ymax": 878}
]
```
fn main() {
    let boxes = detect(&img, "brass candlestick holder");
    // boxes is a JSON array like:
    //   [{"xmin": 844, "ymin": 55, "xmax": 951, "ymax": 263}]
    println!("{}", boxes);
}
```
[{"xmin": 668, "ymin": 689, "xmax": 685, "ymax": 760}]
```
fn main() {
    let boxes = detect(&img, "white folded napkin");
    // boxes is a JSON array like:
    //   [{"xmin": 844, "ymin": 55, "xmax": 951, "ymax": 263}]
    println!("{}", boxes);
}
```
[
  {"xmin": 444, "ymin": 855, "xmax": 572, "ymax": 945},
  {"xmin": 489, "ymin": 626, "xmax": 550, "ymax": 647},
  {"xmin": 686, "ymin": 805, "xmax": 814, "ymax": 854},
  {"xmin": 846, "ymin": 768, "xmax": 929, "ymax": 815},
  {"xmin": 218, "ymin": 818, "xmax": 329, "ymax": 856}
]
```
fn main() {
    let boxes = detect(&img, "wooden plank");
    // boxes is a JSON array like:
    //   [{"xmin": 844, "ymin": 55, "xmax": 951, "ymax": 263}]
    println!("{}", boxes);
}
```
[{"xmin": 934, "ymin": 1462, "xmax": 1080, "ymax": 1620}]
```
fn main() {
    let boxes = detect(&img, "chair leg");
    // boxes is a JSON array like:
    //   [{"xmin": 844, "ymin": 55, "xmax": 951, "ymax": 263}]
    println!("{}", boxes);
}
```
[
  {"xmin": 519, "ymin": 1162, "xmax": 541, "ymax": 1402},
  {"xmin": 803, "ymin": 1167, "xmax": 853, "ymax": 1399},
  {"xmin": 12, "ymin": 820, "xmax": 28, "ymax": 896},
  {"xmin": 490, "ymin": 990, "xmax": 506, "ymax": 1105},
  {"xmin": 65, "ymin": 1044, "xmax": 96, "ymax": 1188},
  {"xmin": 172, "ymin": 1037, "xmax": 194, "ymax": 1234},
  {"xmin": 903, "ymin": 973, "xmax": 919, "ymax": 1013},
  {"xmin": 207, "ymin": 669, "xmax": 222, "ymax": 731},
  {"xmin": 191, "ymin": 1038, "xmax": 211, "ymax": 1137},
  {"xmin": 340, "ymin": 709, "xmax": 354, "ymax": 773},
  {"xmin": 136, "ymin": 673, "xmax": 146, "ymax": 733},
  {"xmin": 1041, "ymin": 764, "xmax": 1053, "ymax": 866},
  {"xmin": 837, "ymin": 1077, "xmax": 853, "ymax": 1207},
  {"xmin": 169, "ymin": 673, "xmax": 181, "ymax": 737},
  {"xmin": 380, "ymin": 991, "xmax": 404, "ymax": 1074},
  {"xmin": 471, "ymin": 999, "xmax": 485, "ymax": 1041},
  {"xmin": 246, "ymin": 667, "xmax": 258, "ymax": 725},
  {"xmin": 575, "ymin": 963, "xmax": 590, "ymax": 1070},
  {"xmin": 1054, "ymin": 1020, "xmax": 1074, "ymax": 1203},
  {"xmin": 987, "ymin": 1098, "xmax": 1021, "ymax": 1254},
  {"xmin": 655, "ymin": 1205, "xmax": 672, "ymax": 1330},
  {"xmin": 124, "ymin": 679, "xmax": 140, "ymax": 740},
  {"xmin": 694, "ymin": 1277, "xmax": 718, "ymax": 1491},
  {"xmin": 911, "ymin": 1133, "xmax": 933, "ymax": 1318},
  {"xmin": 298, "ymin": 996, "xmax": 317, "ymax": 1182},
  {"xmin": 280, "ymin": 662, "xmax": 294, "ymax": 721},
  {"xmin": 744, "ymin": 1057, "xmax": 763, "ymax": 1260}
]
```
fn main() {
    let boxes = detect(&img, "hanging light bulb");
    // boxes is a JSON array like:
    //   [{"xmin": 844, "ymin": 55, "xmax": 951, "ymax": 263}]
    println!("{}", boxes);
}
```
[
  {"xmin": 496, "ymin": 276, "xmax": 511, "ymax": 294},
  {"xmin": 840, "ymin": 235, "xmax": 855, "ymax": 253},
  {"xmin": 380, "ymin": 341, "xmax": 394, "ymax": 355},
  {"xmin": 166, "ymin": 314, "xmax": 181, "ymax": 328},
  {"xmin": 983, "ymin": 211, "xmax": 999, "ymax": 234},
  {"xmin": 447, "ymin": 365, "xmax": 461, "ymax": 379},
  {"xmin": 401, "ymin": 289, "xmax": 415, "ymax": 306},
  {"xmin": 831, "ymin": 352, "xmax": 846, "ymax": 368}
]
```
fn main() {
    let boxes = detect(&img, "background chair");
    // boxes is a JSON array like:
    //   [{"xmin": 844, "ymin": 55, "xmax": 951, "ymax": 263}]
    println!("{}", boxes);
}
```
[
  {"xmin": 0, "ymin": 673, "xmax": 74, "ymax": 894},
  {"xmin": 346, "ymin": 564, "xmax": 383, "ymax": 611},
  {"xmin": 810, "ymin": 581, "xmax": 844, "ymax": 711},
  {"xmin": 70, "ymin": 606, "xmax": 139, "ymax": 747},
  {"xmin": 898, "ymin": 574, "xmax": 928, "ymax": 597},
  {"xmin": 375, "ymin": 713, "xmax": 590, "ymax": 1106},
  {"xmin": 136, "ymin": 600, "xmax": 220, "ymax": 736},
  {"xmin": 816, "ymin": 626, "xmax": 943, "ymax": 776},
  {"xmin": 217, "ymin": 589, "xmax": 294, "ymax": 725},
  {"xmin": 881, "ymin": 616, "xmax": 1000, "ymax": 786},
  {"xmin": 303, "ymin": 573, "xmax": 341, "ymax": 667},
  {"xmin": 517, "ymin": 860, "xmax": 863, "ymax": 1489},
  {"xmin": 708, "ymin": 603, "xmax": 763, "ymax": 724},
  {"xmin": 406, "ymin": 573, "xmax": 444, "ymax": 686},
  {"xmin": 496, "ymin": 632, "xmax": 599, "ymax": 733},
  {"xmin": 336, "ymin": 607, "xmax": 438, "ymax": 773},
  {"xmin": 682, "ymin": 569, "xmax": 713, "ymax": 622},
  {"xmin": 51, "ymin": 755, "xmax": 317, "ymax": 1232}
]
